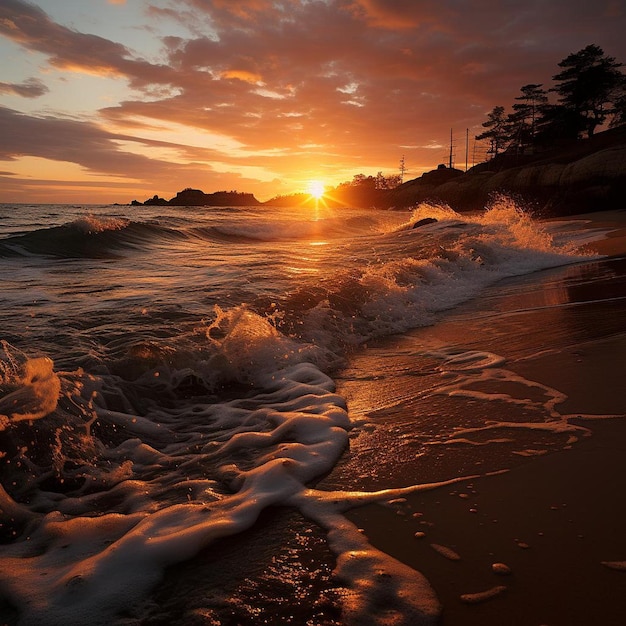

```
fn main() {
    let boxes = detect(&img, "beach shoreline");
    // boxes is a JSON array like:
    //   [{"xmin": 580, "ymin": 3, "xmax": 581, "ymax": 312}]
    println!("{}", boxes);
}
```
[
  {"xmin": 347, "ymin": 416, "xmax": 626, "ymax": 626},
  {"xmin": 338, "ymin": 208, "xmax": 626, "ymax": 625}
]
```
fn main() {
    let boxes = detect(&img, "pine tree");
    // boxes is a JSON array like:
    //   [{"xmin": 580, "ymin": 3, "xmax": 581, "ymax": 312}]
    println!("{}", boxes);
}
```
[
  {"xmin": 476, "ymin": 106, "xmax": 508, "ymax": 157},
  {"xmin": 509, "ymin": 83, "xmax": 548, "ymax": 149},
  {"xmin": 551, "ymin": 44, "xmax": 624, "ymax": 137}
]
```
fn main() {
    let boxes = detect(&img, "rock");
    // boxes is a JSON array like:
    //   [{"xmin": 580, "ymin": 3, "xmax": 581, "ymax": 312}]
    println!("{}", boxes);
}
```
[
  {"xmin": 430, "ymin": 543, "xmax": 461, "ymax": 561},
  {"xmin": 143, "ymin": 194, "xmax": 168, "ymax": 206},
  {"xmin": 412, "ymin": 217, "xmax": 438, "ymax": 229},
  {"xmin": 169, "ymin": 188, "xmax": 207, "ymax": 205},
  {"xmin": 460, "ymin": 585, "xmax": 507, "ymax": 604},
  {"xmin": 132, "ymin": 188, "xmax": 262, "ymax": 207}
]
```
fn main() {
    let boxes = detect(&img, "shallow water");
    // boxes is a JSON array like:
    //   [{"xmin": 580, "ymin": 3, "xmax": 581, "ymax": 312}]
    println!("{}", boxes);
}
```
[{"xmin": 0, "ymin": 199, "xmax": 620, "ymax": 625}]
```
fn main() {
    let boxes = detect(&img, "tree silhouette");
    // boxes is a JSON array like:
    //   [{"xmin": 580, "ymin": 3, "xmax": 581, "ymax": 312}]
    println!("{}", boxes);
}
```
[
  {"xmin": 534, "ymin": 103, "xmax": 582, "ymax": 142},
  {"xmin": 475, "ymin": 106, "xmax": 508, "ymax": 156},
  {"xmin": 475, "ymin": 45, "xmax": 625, "ymax": 163},
  {"xmin": 551, "ymin": 44, "xmax": 624, "ymax": 137},
  {"xmin": 507, "ymin": 83, "xmax": 549, "ymax": 151}
]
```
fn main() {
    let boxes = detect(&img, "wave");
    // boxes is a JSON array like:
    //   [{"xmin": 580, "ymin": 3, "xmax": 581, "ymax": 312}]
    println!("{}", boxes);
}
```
[
  {"xmin": 258, "ymin": 199, "xmax": 594, "ymax": 353},
  {"xmin": 0, "ymin": 326, "xmax": 468, "ymax": 625},
  {"xmin": 0, "ymin": 210, "xmax": 379, "ymax": 258},
  {"xmin": 0, "ymin": 215, "xmax": 188, "ymax": 258}
]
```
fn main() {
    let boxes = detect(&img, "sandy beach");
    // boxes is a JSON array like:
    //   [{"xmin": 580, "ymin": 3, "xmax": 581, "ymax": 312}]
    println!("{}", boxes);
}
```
[{"xmin": 333, "ymin": 209, "xmax": 626, "ymax": 625}]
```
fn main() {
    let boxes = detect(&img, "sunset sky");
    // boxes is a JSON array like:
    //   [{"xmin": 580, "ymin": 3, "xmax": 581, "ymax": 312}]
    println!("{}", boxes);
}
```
[{"xmin": 1, "ymin": 0, "xmax": 625, "ymax": 204}]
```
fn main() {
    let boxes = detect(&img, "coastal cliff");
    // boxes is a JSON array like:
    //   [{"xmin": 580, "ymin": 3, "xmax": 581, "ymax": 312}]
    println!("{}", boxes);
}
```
[{"xmin": 387, "ymin": 125, "xmax": 626, "ymax": 215}]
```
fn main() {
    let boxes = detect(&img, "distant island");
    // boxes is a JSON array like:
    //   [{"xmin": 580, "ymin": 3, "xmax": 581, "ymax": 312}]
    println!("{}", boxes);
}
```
[
  {"xmin": 131, "ymin": 188, "xmax": 261, "ymax": 207},
  {"xmin": 131, "ymin": 125, "xmax": 626, "ymax": 217}
]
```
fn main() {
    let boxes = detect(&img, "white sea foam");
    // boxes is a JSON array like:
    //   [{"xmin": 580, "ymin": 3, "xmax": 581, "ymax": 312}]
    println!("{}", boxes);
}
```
[
  {"xmin": 0, "ymin": 359, "xmax": 350, "ymax": 624},
  {"xmin": 407, "ymin": 344, "xmax": 601, "ymax": 453},
  {"xmin": 0, "ymin": 341, "xmax": 60, "ymax": 426},
  {"xmin": 70, "ymin": 215, "xmax": 128, "ymax": 234},
  {"xmin": 0, "ymin": 342, "xmax": 480, "ymax": 625}
]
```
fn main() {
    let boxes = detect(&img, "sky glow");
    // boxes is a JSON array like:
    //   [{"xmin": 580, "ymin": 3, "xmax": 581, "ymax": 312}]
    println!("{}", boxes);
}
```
[{"xmin": 1, "ymin": 0, "xmax": 625, "ymax": 203}]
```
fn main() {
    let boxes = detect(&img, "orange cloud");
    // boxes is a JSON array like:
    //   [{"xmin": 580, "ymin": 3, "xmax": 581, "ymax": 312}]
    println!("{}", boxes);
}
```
[
  {"xmin": 347, "ymin": 0, "xmax": 427, "ymax": 29},
  {"xmin": 210, "ymin": 0, "xmax": 274, "ymax": 20},
  {"xmin": 221, "ymin": 69, "xmax": 263, "ymax": 83},
  {"xmin": 2, "ymin": 0, "xmax": 626, "ymax": 204}
]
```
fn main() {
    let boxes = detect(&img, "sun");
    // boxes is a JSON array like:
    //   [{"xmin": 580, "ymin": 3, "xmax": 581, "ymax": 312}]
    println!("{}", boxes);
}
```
[{"xmin": 307, "ymin": 180, "xmax": 325, "ymax": 200}]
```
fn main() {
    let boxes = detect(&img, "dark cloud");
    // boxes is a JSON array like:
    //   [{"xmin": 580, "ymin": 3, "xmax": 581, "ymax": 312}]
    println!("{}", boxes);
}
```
[
  {"xmin": 0, "ymin": 106, "xmax": 152, "ymax": 176},
  {"xmin": 0, "ymin": 104, "xmax": 252, "ymax": 176},
  {"xmin": 0, "ymin": 105, "xmax": 286, "ymax": 199},
  {"xmin": 0, "ymin": 77, "xmax": 48, "ymax": 98},
  {"xmin": 130, "ymin": 0, "xmax": 626, "ymax": 144}
]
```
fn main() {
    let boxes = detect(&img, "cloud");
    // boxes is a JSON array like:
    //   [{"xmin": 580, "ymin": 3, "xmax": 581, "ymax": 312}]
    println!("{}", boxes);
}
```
[
  {"xmin": 0, "ymin": 105, "xmax": 159, "ymax": 176},
  {"xmin": 345, "ymin": 0, "xmax": 438, "ymax": 29},
  {"xmin": 1, "ymin": 0, "xmax": 626, "ymax": 202},
  {"xmin": 0, "ymin": 77, "xmax": 48, "ymax": 98},
  {"xmin": 0, "ymin": 105, "xmax": 230, "ymax": 179},
  {"xmin": 0, "ymin": 105, "xmax": 288, "ymax": 200},
  {"xmin": 0, "ymin": 0, "xmax": 176, "ymax": 87}
]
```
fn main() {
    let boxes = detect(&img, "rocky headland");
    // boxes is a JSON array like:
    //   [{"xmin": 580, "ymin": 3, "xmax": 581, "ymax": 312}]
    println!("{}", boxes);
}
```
[{"xmin": 386, "ymin": 125, "xmax": 626, "ymax": 216}]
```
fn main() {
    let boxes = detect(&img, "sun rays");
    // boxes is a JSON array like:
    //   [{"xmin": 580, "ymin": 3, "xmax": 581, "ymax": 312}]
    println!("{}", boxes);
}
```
[{"xmin": 307, "ymin": 180, "xmax": 326, "ymax": 200}]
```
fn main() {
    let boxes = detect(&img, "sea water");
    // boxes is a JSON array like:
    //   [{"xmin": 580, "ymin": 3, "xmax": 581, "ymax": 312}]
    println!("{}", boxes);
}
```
[{"xmin": 0, "ymin": 198, "xmax": 615, "ymax": 625}]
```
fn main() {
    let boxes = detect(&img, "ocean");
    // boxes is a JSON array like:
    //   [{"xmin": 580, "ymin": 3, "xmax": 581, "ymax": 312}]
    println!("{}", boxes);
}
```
[{"xmin": 0, "ymin": 198, "xmax": 618, "ymax": 625}]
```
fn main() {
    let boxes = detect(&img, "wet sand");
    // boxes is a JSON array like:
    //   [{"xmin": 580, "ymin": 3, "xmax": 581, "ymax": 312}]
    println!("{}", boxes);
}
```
[{"xmin": 341, "ymin": 209, "xmax": 626, "ymax": 625}]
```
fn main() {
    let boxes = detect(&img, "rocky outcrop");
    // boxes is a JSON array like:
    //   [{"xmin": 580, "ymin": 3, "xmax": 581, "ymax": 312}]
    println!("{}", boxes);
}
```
[
  {"xmin": 387, "ymin": 126, "xmax": 626, "ymax": 216},
  {"xmin": 144, "ymin": 194, "xmax": 169, "ymax": 206},
  {"xmin": 132, "ymin": 189, "xmax": 261, "ymax": 207}
]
